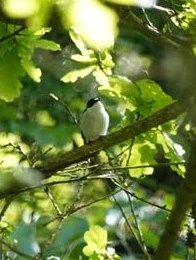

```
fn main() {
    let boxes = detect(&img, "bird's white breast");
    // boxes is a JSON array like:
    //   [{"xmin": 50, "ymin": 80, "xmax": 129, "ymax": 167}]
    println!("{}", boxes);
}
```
[{"xmin": 80, "ymin": 101, "xmax": 109, "ymax": 142}]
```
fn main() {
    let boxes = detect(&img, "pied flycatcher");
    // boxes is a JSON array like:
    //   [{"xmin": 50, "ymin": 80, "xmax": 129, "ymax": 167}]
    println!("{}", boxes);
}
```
[{"xmin": 80, "ymin": 97, "xmax": 109, "ymax": 143}]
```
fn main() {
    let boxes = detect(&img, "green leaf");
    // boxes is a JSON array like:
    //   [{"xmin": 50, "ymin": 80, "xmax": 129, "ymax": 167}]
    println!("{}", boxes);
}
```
[
  {"xmin": 69, "ymin": 29, "xmax": 90, "ymax": 55},
  {"xmin": 99, "ymin": 50, "xmax": 114, "ymax": 74},
  {"xmin": 0, "ymin": 47, "xmax": 25, "ymax": 102},
  {"xmin": 21, "ymin": 58, "xmax": 42, "ymax": 82},
  {"xmin": 12, "ymin": 223, "xmax": 40, "ymax": 257},
  {"xmin": 34, "ymin": 39, "xmax": 61, "ymax": 51},
  {"xmin": 71, "ymin": 53, "xmax": 97, "ymax": 64},
  {"xmin": 122, "ymin": 136, "xmax": 156, "ymax": 178},
  {"xmin": 93, "ymin": 68, "xmax": 109, "ymax": 85},
  {"xmin": 83, "ymin": 225, "xmax": 107, "ymax": 257},
  {"xmin": 61, "ymin": 0, "xmax": 118, "ymax": 49},
  {"xmin": 104, "ymin": 77, "xmax": 173, "ymax": 117},
  {"xmin": 156, "ymin": 130, "xmax": 186, "ymax": 176},
  {"xmin": 135, "ymin": 79, "xmax": 173, "ymax": 116},
  {"xmin": 45, "ymin": 216, "xmax": 88, "ymax": 257},
  {"xmin": 61, "ymin": 65, "xmax": 96, "ymax": 83},
  {"xmin": 2, "ymin": 0, "xmax": 39, "ymax": 18}
]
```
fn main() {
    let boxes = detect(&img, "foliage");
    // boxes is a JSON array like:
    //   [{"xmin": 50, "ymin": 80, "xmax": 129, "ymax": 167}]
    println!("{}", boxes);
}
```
[{"xmin": 0, "ymin": 0, "xmax": 195, "ymax": 260}]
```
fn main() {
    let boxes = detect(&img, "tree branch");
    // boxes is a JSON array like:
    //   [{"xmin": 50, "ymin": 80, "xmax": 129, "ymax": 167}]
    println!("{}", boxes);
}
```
[
  {"xmin": 39, "ymin": 101, "xmax": 183, "ymax": 177},
  {"xmin": 153, "ymin": 141, "xmax": 196, "ymax": 260}
]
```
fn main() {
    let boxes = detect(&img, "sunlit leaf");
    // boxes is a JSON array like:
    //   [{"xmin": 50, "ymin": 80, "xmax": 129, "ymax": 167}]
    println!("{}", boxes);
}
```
[
  {"xmin": 122, "ymin": 137, "xmax": 156, "ymax": 178},
  {"xmin": 61, "ymin": 65, "xmax": 96, "ymax": 83},
  {"xmin": 21, "ymin": 58, "xmax": 42, "ymax": 83},
  {"xmin": 99, "ymin": 51, "xmax": 115, "ymax": 74},
  {"xmin": 34, "ymin": 39, "xmax": 61, "ymax": 51},
  {"xmin": 60, "ymin": 0, "xmax": 119, "ymax": 49},
  {"xmin": 83, "ymin": 225, "xmax": 107, "ymax": 256},
  {"xmin": 69, "ymin": 29, "xmax": 91, "ymax": 56},
  {"xmin": 71, "ymin": 54, "xmax": 97, "ymax": 64},
  {"xmin": 93, "ymin": 68, "xmax": 109, "ymax": 85},
  {"xmin": 2, "ymin": 0, "xmax": 39, "ymax": 18}
]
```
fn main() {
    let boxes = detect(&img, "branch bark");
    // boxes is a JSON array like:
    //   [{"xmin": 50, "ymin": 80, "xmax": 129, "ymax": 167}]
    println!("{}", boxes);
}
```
[{"xmin": 153, "ymin": 141, "xmax": 196, "ymax": 260}]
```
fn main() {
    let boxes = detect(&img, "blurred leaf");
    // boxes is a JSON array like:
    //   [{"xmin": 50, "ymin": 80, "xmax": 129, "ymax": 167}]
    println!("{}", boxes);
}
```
[
  {"xmin": 2, "ymin": 0, "xmax": 39, "ymax": 18},
  {"xmin": 34, "ymin": 39, "xmax": 61, "ymax": 51},
  {"xmin": 69, "ymin": 29, "xmax": 93, "ymax": 56},
  {"xmin": 93, "ymin": 68, "xmax": 109, "ymax": 85},
  {"xmin": 157, "ymin": 131, "xmax": 186, "ymax": 176},
  {"xmin": 0, "ymin": 47, "xmax": 25, "ymax": 102},
  {"xmin": 60, "ymin": 0, "xmax": 119, "ymax": 49},
  {"xmin": 0, "ymin": 168, "xmax": 43, "ymax": 194},
  {"xmin": 12, "ymin": 223, "xmax": 40, "ymax": 257},
  {"xmin": 21, "ymin": 58, "xmax": 42, "ymax": 82},
  {"xmin": 135, "ymin": 79, "xmax": 173, "ymax": 116},
  {"xmin": 44, "ymin": 216, "xmax": 88, "ymax": 257},
  {"xmin": 122, "ymin": 137, "xmax": 156, "ymax": 178},
  {"xmin": 99, "ymin": 51, "xmax": 114, "ymax": 74},
  {"xmin": 83, "ymin": 225, "xmax": 107, "ymax": 257}
]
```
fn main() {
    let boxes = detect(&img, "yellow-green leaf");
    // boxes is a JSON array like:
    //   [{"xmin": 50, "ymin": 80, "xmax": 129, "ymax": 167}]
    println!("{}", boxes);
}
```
[
  {"xmin": 2, "ymin": 0, "xmax": 39, "ymax": 18},
  {"xmin": 35, "ymin": 39, "xmax": 61, "ymax": 51},
  {"xmin": 21, "ymin": 58, "xmax": 42, "ymax": 83},
  {"xmin": 0, "ymin": 48, "xmax": 25, "ymax": 102},
  {"xmin": 60, "ymin": 0, "xmax": 119, "ymax": 49},
  {"xmin": 83, "ymin": 225, "xmax": 107, "ymax": 256},
  {"xmin": 61, "ymin": 65, "xmax": 96, "ymax": 83}
]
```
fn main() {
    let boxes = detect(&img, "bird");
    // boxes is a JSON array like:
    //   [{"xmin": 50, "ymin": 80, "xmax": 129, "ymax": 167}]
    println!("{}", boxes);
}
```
[{"xmin": 80, "ymin": 97, "xmax": 109, "ymax": 143}]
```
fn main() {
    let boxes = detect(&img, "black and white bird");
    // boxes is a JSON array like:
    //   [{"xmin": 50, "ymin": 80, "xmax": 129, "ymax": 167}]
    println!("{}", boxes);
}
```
[{"xmin": 80, "ymin": 97, "xmax": 109, "ymax": 143}]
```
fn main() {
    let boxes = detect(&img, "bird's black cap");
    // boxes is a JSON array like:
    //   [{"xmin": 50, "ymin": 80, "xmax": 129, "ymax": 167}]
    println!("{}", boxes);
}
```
[{"xmin": 86, "ymin": 97, "xmax": 100, "ymax": 108}]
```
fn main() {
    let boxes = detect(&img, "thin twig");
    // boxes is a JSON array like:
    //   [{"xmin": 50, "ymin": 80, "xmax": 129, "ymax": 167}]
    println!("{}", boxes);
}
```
[
  {"xmin": 110, "ymin": 187, "xmax": 151, "ymax": 260},
  {"xmin": 0, "ymin": 26, "xmax": 25, "ymax": 43},
  {"xmin": 50, "ymin": 93, "xmax": 78, "ymax": 125},
  {"xmin": 44, "ymin": 188, "xmax": 122, "ymax": 226},
  {"xmin": 45, "ymin": 187, "xmax": 63, "ymax": 218},
  {"xmin": 141, "ymin": 7, "xmax": 157, "ymax": 30},
  {"xmin": 127, "ymin": 193, "xmax": 149, "ymax": 256},
  {"xmin": 0, "ymin": 198, "xmax": 12, "ymax": 221},
  {"xmin": 112, "ymin": 180, "xmax": 171, "ymax": 214},
  {"xmin": 57, "ymin": 161, "xmax": 186, "ymax": 176}
]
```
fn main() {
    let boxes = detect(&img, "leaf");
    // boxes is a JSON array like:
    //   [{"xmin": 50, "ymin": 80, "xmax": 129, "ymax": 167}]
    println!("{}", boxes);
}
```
[
  {"xmin": 122, "ymin": 136, "xmax": 156, "ymax": 178},
  {"xmin": 12, "ymin": 223, "xmax": 40, "ymax": 257},
  {"xmin": 156, "ymin": 130, "xmax": 186, "ymax": 176},
  {"xmin": 69, "ymin": 29, "xmax": 90, "ymax": 56},
  {"xmin": 0, "ymin": 47, "xmax": 25, "ymax": 102},
  {"xmin": 61, "ymin": 0, "xmax": 118, "ymax": 49},
  {"xmin": 99, "ymin": 50, "xmax": 115, "ymax": 74},
  {"xmin": 44, "ymin": 216, "xmax": 88, "ymax": 257},
  {"xmin": 34, "ymin": 39, "xmax": 61, "ymax": 51},
  {"xmin": 21, "ymin": 58, "xmax": 42, "ymax": 82},
  {"xmin": 93, "ymin": 68, "xmax": 109, "ymax": 85},
  {"xmin": 71, "ymin": 53, "xmax": 97, "ymax": 64},
  {"xmin": 2, "ymin": 0, "xmax": 39, "ymax": 18},
  {"xmin": 135, "ymin": 79, "xmax": 173, "ymax": 116},
  {"xmin": 61, "ymin": 65, "xmax": 96, "ymax": 83},
  {"xmin": 83, "ymin": 225, "xmax": 107, "ymax": 257}
]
